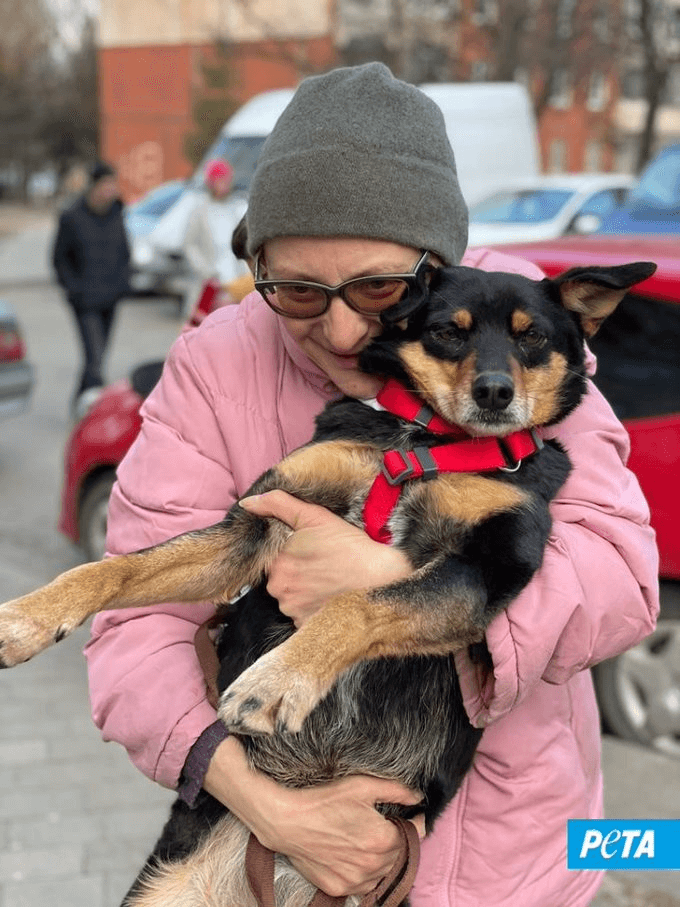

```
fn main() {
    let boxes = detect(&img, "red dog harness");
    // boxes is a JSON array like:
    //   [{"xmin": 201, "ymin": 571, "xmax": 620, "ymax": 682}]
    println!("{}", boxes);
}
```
[{"xmin": 362, "ymin": 379, "xmax": 543, "ymax": 544}]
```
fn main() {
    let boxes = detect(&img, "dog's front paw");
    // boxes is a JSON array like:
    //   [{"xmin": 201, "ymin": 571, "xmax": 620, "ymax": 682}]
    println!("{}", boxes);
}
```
[
  {"xmin": 0, "ymin": 602, "xmax": 67, "ymax": 667},
  {"xmin": 218, "ymin": 648, "xmax": 326, "ymax": 736}
]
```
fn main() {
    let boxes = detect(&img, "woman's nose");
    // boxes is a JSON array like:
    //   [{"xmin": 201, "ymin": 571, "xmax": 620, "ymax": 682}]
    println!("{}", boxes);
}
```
[{"xmin": 322, "ymin": 296, "xmax": 374, "ymax": 351}]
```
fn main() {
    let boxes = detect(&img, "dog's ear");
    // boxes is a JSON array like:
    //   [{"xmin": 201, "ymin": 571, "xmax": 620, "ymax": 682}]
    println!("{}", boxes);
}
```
[{"xmin": 552, "ymin": 261, "xmax": 656, "ymax": 337}]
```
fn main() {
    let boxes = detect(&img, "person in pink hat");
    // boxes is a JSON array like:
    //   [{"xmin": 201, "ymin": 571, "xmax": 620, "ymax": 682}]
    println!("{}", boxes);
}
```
[{"xmin": 183, "ymin": 158, "xmax": 248, "ymax": 313}]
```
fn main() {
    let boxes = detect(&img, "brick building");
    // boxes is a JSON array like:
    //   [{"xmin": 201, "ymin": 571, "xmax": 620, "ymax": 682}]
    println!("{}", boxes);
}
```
[
  {"xmin": 99, "ymin": 0, "xmax": 337, "ymax": 200},
  {"xmin": 99, "ymin": 0, "xmax": 635, "ymax": 201}
]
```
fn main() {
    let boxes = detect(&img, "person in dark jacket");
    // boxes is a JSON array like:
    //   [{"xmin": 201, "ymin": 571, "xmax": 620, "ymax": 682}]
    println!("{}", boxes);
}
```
[{"xmin": 52, "ymin": 160, "xmax": 131, "ymax": 412}]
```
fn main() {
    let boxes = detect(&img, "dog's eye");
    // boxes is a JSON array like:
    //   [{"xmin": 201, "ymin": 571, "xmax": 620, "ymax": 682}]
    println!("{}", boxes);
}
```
[
  {"xmin": 429, "ymin": 325, "xmax": 466, "ymax": 345},
  {"xmin": 518, "ymin": 329, "xmax": 546, "ymax": 349}
]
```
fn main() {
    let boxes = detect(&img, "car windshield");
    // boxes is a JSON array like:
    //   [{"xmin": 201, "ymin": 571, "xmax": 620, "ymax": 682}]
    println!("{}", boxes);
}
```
[
  {"xmin": 130, "ymin": 183, "xmax": 185, "ymax": 218},
  {"xmin": 192, "ymin": 136, "xmax": 267, "ymax": 193},
  {"xmin": 626, "ymin": 146, "xmax": 680, "ymax": 212},
  {"xmin": 469, "ymin": 189, "xmax": 573, "ymax": 224}
]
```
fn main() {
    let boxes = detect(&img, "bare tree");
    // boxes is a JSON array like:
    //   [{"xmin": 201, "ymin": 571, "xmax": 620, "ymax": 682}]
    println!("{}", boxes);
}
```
[
  {"xmin": 336, "ymin": 0, "xmax": 460, "ymax": 82},
  {"xmin": 465, "ymin": 0, "xmax": 620, "ymax": 120},
  {"xmin": 626, "ymin": 0, "xmax": 679, "ymax": 171},
  {"xmin": 0, "ymin": 0, "xmax": 98, "ymax": 198}
]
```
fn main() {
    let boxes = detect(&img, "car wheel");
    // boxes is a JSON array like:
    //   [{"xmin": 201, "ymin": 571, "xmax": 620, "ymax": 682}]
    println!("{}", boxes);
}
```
[
  {"xmin": 78, "ymin": 472, "xmax": 115, "ymax": 563},
  {"xmin": 593, "ymin": 582, "xmax": 680, "ymax": 757}
]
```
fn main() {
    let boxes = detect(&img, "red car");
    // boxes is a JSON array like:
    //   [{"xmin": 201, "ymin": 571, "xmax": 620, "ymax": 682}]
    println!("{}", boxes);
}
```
[
  {"xmin": 488, "ymin": 235, "xmax": 680, "ymax": 758},
  {"xmin": 59, "ymin": 243, "xmax": 680, "ymax": 754},
  {"xmin": 58, "ymin": 280, "xmax": 222, "ymax": 561}
]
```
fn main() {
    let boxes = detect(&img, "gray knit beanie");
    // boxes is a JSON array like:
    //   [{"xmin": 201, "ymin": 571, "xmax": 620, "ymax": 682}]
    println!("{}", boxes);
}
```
[{"xmin": 246, "ymin": 63, "xmax": 468, "ymax": 265}]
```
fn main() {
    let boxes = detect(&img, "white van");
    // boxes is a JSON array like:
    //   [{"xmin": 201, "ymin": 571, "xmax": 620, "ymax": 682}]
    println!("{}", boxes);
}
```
[
  {"xmin": 141, "ymin": 80, "xmax": 539, "ymax": 286},
  {"xmin": 418, "ymin": 82, "xmax": 540, "ymax": 205}
]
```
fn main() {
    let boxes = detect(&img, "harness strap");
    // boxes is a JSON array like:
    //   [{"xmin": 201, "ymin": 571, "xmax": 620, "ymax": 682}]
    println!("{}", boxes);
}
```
[
  {"xmin": 245, "ymin": 819, "xmax": 420, "ymax": 907},
  {"xmin": 364, "ymin": 381, "xmax": 543, "ymax": 544}
]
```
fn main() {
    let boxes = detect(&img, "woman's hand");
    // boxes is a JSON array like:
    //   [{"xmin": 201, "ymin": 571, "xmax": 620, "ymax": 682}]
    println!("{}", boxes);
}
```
[
  {"xmin": 239, "ymin": 490, "xmax": 413, "ymax": 627},
  {"xmin": 204, "ymin": 736, "xmax": 425, "ymax": 897}
]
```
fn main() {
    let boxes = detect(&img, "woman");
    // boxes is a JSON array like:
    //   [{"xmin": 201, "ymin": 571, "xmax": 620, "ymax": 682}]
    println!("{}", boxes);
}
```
[
  {"xmin": 85, "ymin": 63, "xmax": 659, "ymax": 906},
  {"xmin": 183, "ymin": 158, "xmax": 249, "ymax": 314}
]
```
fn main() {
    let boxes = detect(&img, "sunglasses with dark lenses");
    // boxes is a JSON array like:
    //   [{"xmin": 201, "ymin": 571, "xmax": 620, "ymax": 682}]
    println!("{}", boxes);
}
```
[{"xmin": 254, "ymin": 250, "xmax": 432, "ymax": 319}]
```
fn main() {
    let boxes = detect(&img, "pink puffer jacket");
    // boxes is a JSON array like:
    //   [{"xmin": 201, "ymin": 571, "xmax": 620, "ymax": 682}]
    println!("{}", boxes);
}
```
[{"xmin": 85, "ymin": 247, "xmax": 659, "ymax": 907}]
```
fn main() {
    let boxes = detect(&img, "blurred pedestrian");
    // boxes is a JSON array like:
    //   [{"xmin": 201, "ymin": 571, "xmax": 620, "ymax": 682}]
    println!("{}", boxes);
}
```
[
  {"xmin": 52, "ymin": 160, "xmax": 131, "ymax": 417},
  {"xmin": 182, "ymin": 159, "xmax": 249, "ymax": 314}
]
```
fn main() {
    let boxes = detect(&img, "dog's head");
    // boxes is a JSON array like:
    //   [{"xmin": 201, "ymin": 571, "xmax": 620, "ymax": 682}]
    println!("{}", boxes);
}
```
[{"xmin": 360, "ymin": 261, "xmax": 656, "ymax": 436}]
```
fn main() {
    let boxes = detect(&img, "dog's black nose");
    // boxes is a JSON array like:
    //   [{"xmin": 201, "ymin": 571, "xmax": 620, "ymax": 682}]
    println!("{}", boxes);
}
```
[{"xmin": 472, "ymin": 373, "xmax": 515, "ymax": 411}]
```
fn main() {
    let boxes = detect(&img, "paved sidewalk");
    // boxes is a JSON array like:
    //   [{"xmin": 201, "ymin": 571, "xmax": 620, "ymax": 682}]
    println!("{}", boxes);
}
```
[
  {"xmin": 0, "ymin": 626, "xmax": 175, "ymax": 907},
  {"xmin": 0, "ymin": 203, "xmax": 54, "ymax": 241},
  {"xmin": 0, "ymin": 205, "xmax": 55, "ymax": 289}
]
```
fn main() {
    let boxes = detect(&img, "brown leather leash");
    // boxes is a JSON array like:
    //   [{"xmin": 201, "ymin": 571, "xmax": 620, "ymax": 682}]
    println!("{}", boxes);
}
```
[{"xmin": 245, "ymin": 818, "xmax": 420, "ymax": 907}]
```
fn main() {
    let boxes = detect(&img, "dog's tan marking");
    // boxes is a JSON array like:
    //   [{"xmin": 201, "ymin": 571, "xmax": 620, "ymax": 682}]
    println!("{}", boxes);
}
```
[
  {"xmin": 130, "ymin": 810, "xmax": 340, "ymax": 907},
  {"xmin": 523, "ymin": 351, "xmax": 569, "ymax": 425},
  {"xmin": 426, "ymin": 473, "xmax": 528, "ymax": 526},
  {"xmin": 277, "ymin": 439, "xmax": 381, "ymax": 493},
  {"xmin": 0, "ymin": 441, "xmax": 384, "ymax": 667},
  {"xmin": 511, "ymin": 309, "xmax": 533, "ymax": 334},
  {"xmin": 398, "ymin": 342, "xmax": 476, "ymax": 424},
  {"xmin": 452, "ymin": 309, "xmax": 473, "ymax": 330}
]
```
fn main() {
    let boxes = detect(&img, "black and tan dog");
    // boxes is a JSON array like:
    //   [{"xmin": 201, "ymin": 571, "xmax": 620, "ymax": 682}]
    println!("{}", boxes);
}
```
[{"xmin": 0, "ymin": 261, "xmax": 655, "ymax": 907}]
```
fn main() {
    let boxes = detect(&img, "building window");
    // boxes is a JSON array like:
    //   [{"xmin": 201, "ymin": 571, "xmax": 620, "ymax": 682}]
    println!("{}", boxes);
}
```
[
  {"xmin": 622, "ymin": 68, "xmax": 644, "ymax": 99},
  {"xmin": 592, "ymin": 2, "xmax": 611, "ymax": 42},
  {"xmin": 549, "ymin": 139, "xmax": 568, "ymax": 173},
  {"xmin": 549, "ymin": 69, "xmax": 573, "ymax": 109},
  {"xmin": 472, "ymin": 0, "xmax": 498, "ymax": 25},
  {"xmin": 587, "ymin": 72, "xmax": 609, "ymax": 111},
  {"xmin": 666, "ymin": 64, "xmax": 680, "ymax": 105},
  {"xmin": 471, "ymin": 59, "xmax": 489, "ymax": 81},
  {"xmin": 556, "ymin": 0, "xmax": 577, "ymax": 39},
  {"xmin": 584, "ymin": 141, "xmax": 603, "ymax": 172}
]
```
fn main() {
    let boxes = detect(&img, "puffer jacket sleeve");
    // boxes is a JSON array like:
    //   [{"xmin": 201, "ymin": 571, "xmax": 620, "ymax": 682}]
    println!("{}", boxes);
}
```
[
  {"xmin": 84, "ymin": 326, "xmax": 241, "ymax": 788},
  {"xmin": 455, "ymin": 248, "xmax": 660, "ymax": 727}
]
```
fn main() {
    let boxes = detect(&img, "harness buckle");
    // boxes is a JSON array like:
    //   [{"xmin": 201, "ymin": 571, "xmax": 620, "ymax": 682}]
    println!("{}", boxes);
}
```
[{"xmin": 383, "ymin": 447, "xmax": 439, "ymax": 485}]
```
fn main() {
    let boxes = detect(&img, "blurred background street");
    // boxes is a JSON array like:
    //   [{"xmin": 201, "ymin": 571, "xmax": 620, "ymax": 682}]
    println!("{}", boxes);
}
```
[{"xmin": 0, "ymin": 211, "xmax": 678, "ymax": 906}]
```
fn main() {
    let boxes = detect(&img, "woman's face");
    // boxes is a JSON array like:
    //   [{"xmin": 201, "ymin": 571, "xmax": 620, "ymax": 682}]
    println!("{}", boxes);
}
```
[{"xmin": 263, "ymin": 236, "xmax": 424, "ymax": 399}]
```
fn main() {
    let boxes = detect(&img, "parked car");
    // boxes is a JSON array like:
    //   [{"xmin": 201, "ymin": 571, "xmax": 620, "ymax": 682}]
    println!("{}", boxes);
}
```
[
  {"xmin": 125, "ymin": 179, "xmax": 186, "ymax": 238},
  {"xmin": 0, "ymin": 298, "xmax": 34, "ymax": 418},
  {"xmin": 597, "ymin": 142, "xmax": 680, "ymax": 235},
  {"xmin": 125, "ymin": 180, "xmax": 186, "ymax": 295},
  {"xmin": 467, "ymin": 173, "xmax": 634, "ymax": 247},
  {"xmin": 493, "ymin": 233, "xmax": 680, "ymax": 757}
]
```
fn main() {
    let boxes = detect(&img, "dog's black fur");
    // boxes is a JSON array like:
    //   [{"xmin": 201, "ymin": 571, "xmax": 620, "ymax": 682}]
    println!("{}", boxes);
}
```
[{"xmin": 0, "ymin": 261, "xmax": 656, "ymax": 907}]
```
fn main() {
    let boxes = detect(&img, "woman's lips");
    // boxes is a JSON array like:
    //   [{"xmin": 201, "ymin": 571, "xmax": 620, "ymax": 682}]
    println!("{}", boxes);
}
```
[{"xmin": 326, "ymin": 351, "xmax": 360, "ymax": 369}]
